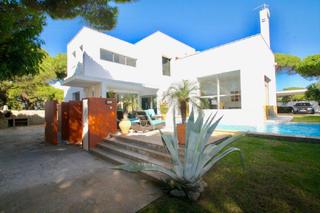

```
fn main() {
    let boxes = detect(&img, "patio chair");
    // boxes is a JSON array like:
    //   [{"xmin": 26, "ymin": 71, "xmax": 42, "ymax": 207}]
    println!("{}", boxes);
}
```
[
  {"xmin": 131, "ymin": 111, "xmax": 153, "ymax": 132},
  {"xmin": 128, "ymin": 112, "xmax": 140, "ymax": 124},
  {"xmin": 144, "ymin": 109, "xmax": 165, "ymax": 130}
]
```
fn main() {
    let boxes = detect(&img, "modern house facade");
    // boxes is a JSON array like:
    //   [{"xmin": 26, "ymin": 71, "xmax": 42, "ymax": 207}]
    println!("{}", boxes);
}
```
[{"xmin": 63, "ymin": 7, "xmax": 276, "ymax": 126}]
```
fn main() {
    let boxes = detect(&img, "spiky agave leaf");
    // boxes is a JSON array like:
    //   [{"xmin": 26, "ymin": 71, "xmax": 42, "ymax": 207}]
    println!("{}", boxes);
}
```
[
  {"xmin": 184, "ymin": 109, "xmax": 204, "ymax": 180},
  {"xmin": 194, "ymin": 134, "xmax": 243, "ymax": 180},
  {"xmin": 189, "ymin": 114, "xmax": 222, "ymax": 181},
  {"xmin": 114, "ymin": 162, "xmax": 179, "ymax": 180},
  {"xmin": 200, "ymin": 147, "xmax": 242, "ymax": 177},
  {"xmin": 159, "ymin": 130, "xmax": 183, "ymax": 179}
]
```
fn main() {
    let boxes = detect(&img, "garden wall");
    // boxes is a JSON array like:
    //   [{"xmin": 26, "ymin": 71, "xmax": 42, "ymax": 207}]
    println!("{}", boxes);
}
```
[{"xmin": 0, "ymin": 110, "xmax": 45, "ymax": 129}]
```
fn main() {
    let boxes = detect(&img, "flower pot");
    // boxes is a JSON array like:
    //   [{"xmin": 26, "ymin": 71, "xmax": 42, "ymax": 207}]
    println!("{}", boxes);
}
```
[
  {"xmin": 177, "ymin": 123, "xmax": 186, "ymax": 145},
  {"xmin": 119, "ymin": 116, "xmax": 131, "ymax": 135}
]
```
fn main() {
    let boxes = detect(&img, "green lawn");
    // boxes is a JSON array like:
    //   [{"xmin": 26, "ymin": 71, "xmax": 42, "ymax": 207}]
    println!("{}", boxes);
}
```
[
  {"xmin": 291, "ymin": 115, "xmax": 320, "ymax": 123},
  {"xmin": 139, "ymin": 136, "xmax": 320, "ymax": 213}
]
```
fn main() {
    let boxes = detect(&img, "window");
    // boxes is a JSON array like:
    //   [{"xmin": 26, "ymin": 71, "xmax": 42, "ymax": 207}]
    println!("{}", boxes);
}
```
[
  {"xmin": 199, "ymin": 70, "xmax": 241, "ymax": 109},
  {"xmin": 100, "ymin": 49, "xmax": 113, "ymax": 62},
  {"xmin": 114, "ymin": 53, "xmax": 126, "ymax": 65},
  {"xmin": 162, "ymin": 57, "xmax": 171, "ymax": 76},
  {"xmin": 72, "ymin": 51, "xmax": 76, "ymax": 58},
  {"xmin": 80, "ymin": 45, "xmax": 83, "ymax": 51},
  {"xmin": 126, "ymin": 57, "xmax": 137, "ymax": 67},
  {"xmin": 72, "ymin": 92, "xmax": 80, "ymax": 101},
  {"xmin": 100, "ymin": 48, "xmax": 137, "ymax": 67},
  {"xmin": 116, "ymin": 93, "xmax": 139, "ymax": 112}
]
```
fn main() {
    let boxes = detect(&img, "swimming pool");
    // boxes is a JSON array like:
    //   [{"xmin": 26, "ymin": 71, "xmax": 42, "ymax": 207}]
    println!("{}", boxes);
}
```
[{"xmin": 217, "ymin": 122, "xmax": 320, "ymax": 138}]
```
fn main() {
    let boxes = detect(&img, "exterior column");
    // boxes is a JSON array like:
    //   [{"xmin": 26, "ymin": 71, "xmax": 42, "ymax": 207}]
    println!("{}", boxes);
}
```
[
  {"xmin": 137, "ymin": 94, "xmax": 142, "ymax": 110},
  {"xmin": 100, "ymin": 82, "xmax": 107, "ymax": 98},
  {"xmin": 217, "ymin": 77, "xmax": 220, "ymax": 109}
]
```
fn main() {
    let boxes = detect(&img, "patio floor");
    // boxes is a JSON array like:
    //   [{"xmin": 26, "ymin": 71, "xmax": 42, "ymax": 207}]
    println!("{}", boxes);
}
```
[
  {"xmin": 0, "ymin": 125, "xmax": 162, "ymax": 213},
  {"xmin": 120, "ymin": 130, "xmax": 233, "ymax": 146}
]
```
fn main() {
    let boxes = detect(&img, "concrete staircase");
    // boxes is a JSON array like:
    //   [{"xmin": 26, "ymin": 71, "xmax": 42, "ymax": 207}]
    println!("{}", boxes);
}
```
[
  {"xmin": 91, "ymin": 134, "xmax": 175, "ymax": 180},
  {"xmin": 91, "ymin": 134, "xmax": 231, "ymax": 181}
]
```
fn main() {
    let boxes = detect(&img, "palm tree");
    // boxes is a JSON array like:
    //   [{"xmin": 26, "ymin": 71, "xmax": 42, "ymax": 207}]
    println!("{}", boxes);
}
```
[{"xmin": 162, "ymin": 80, "xmax": 199, "ymax": 124}]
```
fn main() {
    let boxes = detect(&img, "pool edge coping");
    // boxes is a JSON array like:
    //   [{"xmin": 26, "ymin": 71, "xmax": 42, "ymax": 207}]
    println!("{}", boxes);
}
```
[{"xmin": 215, "ymin": 130, "xmax": 320, "ymax": 143}]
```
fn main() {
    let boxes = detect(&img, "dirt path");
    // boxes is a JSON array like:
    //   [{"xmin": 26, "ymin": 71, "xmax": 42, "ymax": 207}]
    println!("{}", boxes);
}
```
[{"xmin": 0, "ymin": 125, "xmax": 161, "ymax": 213}]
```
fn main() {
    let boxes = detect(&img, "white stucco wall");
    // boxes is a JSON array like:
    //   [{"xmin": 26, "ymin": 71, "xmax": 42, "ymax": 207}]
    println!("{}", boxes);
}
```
[
  {"xmin": 65, "ymin": 27, "xmax": 276, "ymax": 126},
  {"xmin": 172, "ymin": 35, "xmax": 276, "ymax": 126}
]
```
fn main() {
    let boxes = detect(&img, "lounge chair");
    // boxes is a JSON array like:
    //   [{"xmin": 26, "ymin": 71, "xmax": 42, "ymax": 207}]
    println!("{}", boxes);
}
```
[{"xmin": 144, "ymin": 109, "xmax": 165, "ymax": 130}]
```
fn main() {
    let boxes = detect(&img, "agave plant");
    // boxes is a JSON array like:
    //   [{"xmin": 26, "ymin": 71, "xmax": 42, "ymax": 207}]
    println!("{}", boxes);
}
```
[{"xmin": 115, "ymin": 108, "xmax": 243, "ymax": 200}]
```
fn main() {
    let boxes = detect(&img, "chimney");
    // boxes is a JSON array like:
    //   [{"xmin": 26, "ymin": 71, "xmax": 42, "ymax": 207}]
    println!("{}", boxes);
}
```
[{"xmin": 259, "ymin": 4, "xmax": 270, "ymax": 47}]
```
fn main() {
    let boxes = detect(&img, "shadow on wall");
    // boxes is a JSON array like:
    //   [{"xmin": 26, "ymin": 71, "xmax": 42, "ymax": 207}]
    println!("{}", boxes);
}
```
[
  {"xmin": 64, "ymin": 53, "xmax": 115, "ymax": 101},
  {"xmin": 83, "ymin": 52, "xmax": 113, "ymax": 80},
  {"xmin": 0, "ymin": 110, "xmax": 45, "ymax": 129}
]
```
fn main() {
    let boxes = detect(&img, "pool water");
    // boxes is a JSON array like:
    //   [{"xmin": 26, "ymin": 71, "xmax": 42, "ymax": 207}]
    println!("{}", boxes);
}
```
[{"xmin": 217, "ymin": 122, "xmax": 320, "ymax": 138}]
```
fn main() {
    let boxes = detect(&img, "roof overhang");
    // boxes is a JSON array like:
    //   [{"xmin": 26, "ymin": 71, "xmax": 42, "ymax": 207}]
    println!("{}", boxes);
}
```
[
  {"xmin": 276, "ymin": 89, "xmax": 307, "ymax": 97},
  {"xmin": 63, "ymin": 74, "xmax": 158, "ymax": 95},
  {"xmin": 63, "ymin": 75, "xmax": 103, "ymax": 87}
]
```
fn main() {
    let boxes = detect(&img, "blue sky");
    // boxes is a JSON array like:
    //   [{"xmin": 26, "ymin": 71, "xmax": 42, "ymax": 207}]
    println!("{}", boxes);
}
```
[{"xmin": 40, "ymin": 0, "xmax": 320, "ymax": 90}]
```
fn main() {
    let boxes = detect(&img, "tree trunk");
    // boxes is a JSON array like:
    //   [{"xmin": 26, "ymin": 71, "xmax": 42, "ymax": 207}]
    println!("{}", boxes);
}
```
[{"xmin": 180, "ymin": 101, "xmax": 187, "ymax": 124}]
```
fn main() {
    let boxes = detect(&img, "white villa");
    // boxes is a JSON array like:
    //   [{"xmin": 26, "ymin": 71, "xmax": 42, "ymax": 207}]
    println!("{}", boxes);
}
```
[{"xmin": 63, "ymin": 7, "xmax": 277, "ymax": 126}]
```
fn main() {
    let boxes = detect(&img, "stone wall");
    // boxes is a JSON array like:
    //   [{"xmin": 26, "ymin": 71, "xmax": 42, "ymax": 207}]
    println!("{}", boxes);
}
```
[{"xmin": 0, "ymin": 110, "xmax": 45, "ymax": 129}]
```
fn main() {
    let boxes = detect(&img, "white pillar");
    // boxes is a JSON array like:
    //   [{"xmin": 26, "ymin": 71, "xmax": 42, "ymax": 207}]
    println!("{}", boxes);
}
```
[
  {"xmin": 259, "ymin": 6, "xmax": 271, "ymax": 47},
  {"xmin": 100, "ymin": 82, "xmax": 107, "ymax": 98}
]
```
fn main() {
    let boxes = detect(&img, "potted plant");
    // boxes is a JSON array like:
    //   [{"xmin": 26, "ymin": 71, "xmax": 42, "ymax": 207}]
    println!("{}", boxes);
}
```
[
  {"xmin": 160, "ymin": 101, "xmax": 169, "ymax": 120},
  {"xmin": 162, "ymin": 80, "xmax": 199, "ymax": 145},
  {"xmin": 119, "ymin": 112, "xmax": 131, "ymax": 135},
  {"xmin": 106, "ymin": 90, "xmax": 116, "ymax": 98}
]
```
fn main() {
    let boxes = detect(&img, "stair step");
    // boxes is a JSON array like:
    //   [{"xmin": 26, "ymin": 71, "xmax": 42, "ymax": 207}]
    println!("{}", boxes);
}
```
[
  {"xmin": 91, "ymin": 148, "xmax": 167, "ymax": 181},
  {"xmin": 101, "ymin": 139, "xmax": 173, "ymax": 162},
  {"xmin": 109, "ymin": 134, "xmax": 185, "ymax": 155},
  {"xmin": 91, "ymin": 147, "xmax": 130, "ymax": 165},
  {"xmin": 96, "ymin": 142, "xmax": 172, "ymax": 170}
]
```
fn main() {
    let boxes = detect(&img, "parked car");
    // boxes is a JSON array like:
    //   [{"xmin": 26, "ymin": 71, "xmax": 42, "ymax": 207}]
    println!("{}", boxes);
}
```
[{"xmin": 292, "ymin": 102, "xmax": 315, "ymax": 114}]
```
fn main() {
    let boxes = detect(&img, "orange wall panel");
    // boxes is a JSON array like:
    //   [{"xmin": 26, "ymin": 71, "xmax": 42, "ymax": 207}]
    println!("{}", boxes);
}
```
[
  {"xmin": 68, "ymin": 101, "xmax": 83, "ymax": 144},
  {"xmin": 61, "ymin": 102, "xmax": 69, "ymax": 141},
  {"xmin": 88, "ymin": 98, "xmax": 117, "ymax": 149},
  {"xmin": 45, "ymin": 101, "xmax": 58, "ymax": 145}
]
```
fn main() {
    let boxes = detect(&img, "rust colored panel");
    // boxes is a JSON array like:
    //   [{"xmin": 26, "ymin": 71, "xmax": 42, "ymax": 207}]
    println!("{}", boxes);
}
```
[
  {"xmin": 68, "ymin": 101, "xmax": 83, "ymax": 144},
  {"xmin": 61, "ymin": 102, "xmax": 69, "ymax": 141},
  {"xmin": 45, "ymin": 101, "xmax": 58, "ymax": 145},
  {"xmin": 88, "ymin": 98, "xmax": 117, "ymax": 149}
]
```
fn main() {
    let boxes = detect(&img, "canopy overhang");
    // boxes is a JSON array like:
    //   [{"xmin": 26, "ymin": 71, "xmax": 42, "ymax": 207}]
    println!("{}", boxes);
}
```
[{"xmin": 63, "ymin": 74, "xmax": 158, "ymax": 95}]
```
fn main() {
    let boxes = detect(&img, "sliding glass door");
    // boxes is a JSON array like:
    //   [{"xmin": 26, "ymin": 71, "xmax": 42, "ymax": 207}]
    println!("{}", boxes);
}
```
[{"xmin": 141, "ymin": 96, "xmax": 157, "ymax": 113}]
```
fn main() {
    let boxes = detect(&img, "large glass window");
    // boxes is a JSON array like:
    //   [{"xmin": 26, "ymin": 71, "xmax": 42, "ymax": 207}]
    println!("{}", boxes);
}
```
[
  {"xmin": 141, "ymin": 96, "xmax": 157, "ymax": 114},
  {"xmin": 199, "ymin": 70, "xmax": 241, "ymax": 109},
  {"xmin": 100, "ymin": 48, "xmax": 137, "ymax": 67},
  {"xmin": 162, "ymin": 57, "xmax": 171, "ymax": 76},
  {"xmin": 116, "ymin": 93, "xmax": 139, "ymax": 112}
]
